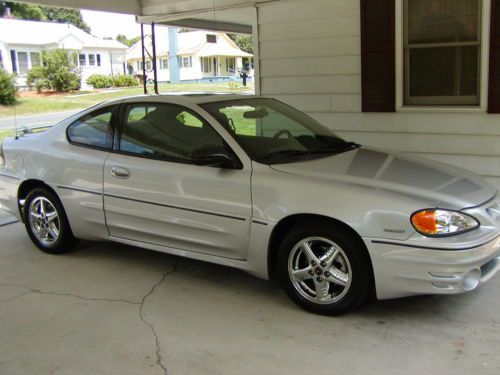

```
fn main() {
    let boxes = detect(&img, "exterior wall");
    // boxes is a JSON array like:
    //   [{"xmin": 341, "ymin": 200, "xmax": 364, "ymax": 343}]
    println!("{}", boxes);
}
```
[
  {"xmin": 2, "ymin": 44, "xmax": 125, "ymax": 89},
  {"xmin": 3, "ymin": 44, "xmax": 44, "ymax": 86},
  {"xmin": 256, "ymin": 0, "xmax": 500, "ymax": 190},
  {"xmin": 0, "ymin": 42, "xmax": 12, "ymax": 74},
  {"xmin": 128, "ymin": 55, "xmax": 243, "ymax": 82}
]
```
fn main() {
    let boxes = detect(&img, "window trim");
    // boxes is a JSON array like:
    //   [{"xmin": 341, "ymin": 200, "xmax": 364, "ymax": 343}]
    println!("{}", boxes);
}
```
[
  {"xmin": 396, "ymin": 0, "xmax": 491, "ymax": 111},
  {"xmin": 160, "ymin": 58, "xmax": 169, "ymax": 70},
  {"xmin": 114, "ymin": 102, "xmax": 243, "ymax": 169},
  {"xmin": 66, "ymin": 105, "xmax": 119, "ymax": 151}
]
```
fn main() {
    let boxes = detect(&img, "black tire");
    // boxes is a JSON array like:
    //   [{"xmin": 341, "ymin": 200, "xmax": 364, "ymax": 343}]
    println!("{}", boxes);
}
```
[
  {"xmin": 277, "ymin": 221, "xmax": 372, "ymax": 315},
  {"xmin": 23, "ymin": 187, "xmax": 79, "ymax": 254}
]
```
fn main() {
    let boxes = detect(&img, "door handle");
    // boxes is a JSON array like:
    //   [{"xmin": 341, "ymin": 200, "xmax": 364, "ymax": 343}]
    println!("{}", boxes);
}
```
[{"xmin": 110, "ymin": 166, "xmax": 130, "ymax": 179}]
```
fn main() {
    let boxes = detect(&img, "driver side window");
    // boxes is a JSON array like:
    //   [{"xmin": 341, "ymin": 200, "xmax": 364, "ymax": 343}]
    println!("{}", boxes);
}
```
[{"xmin": 119, "ymin": 103, "xmax": 226, "ymax": 164}]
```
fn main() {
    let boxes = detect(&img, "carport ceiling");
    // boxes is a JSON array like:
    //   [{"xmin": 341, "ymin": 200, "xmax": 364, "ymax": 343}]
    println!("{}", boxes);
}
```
[{"xmin": 13, "ymin": 0, "xmax": 278, "ymax": 33}]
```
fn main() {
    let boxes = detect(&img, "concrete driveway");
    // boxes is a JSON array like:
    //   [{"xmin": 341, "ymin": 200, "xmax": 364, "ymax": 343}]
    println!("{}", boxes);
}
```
[{"xmin": 0, "ymin": 222, "xmax": 499, "ymax": 375}]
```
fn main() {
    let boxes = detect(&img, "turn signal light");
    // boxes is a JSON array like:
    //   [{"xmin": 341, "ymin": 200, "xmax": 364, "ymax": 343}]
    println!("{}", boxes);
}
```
[{"xmin": 411, "ymin": 209, "xmax": 480, "ymax": 237}]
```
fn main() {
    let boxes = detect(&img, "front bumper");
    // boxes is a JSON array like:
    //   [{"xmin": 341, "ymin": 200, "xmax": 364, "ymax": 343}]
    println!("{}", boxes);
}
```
[{"xmin": 365, "ymin": 235, "xmax": 500, "ymax": 300}]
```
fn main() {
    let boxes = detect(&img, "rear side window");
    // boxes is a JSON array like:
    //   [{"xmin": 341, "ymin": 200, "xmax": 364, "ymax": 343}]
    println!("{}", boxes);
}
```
[{"xmin": 67, "ymin": 106, "xmax": 116, "ymax": 149}]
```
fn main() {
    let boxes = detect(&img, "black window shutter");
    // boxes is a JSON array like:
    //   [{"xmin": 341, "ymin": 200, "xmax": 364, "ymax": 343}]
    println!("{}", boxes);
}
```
[
  {"xmin": 488, "ymin": 0, "xmax": 500, "ymax": 113},
  {"xmin": 10, "ymin": 50, "xmax": 17, "ymax": 73},
  {"xmin": 360, "ymin": 0, "xmax": 395, "ymax": 112}
]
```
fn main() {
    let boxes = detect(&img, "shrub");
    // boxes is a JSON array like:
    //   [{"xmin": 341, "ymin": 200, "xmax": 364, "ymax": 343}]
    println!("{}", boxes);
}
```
[
  {"xmin": 40, "ymin": 49, "xmax": 80, "ymax": 92},
  {"xmin": 86, "ymin": 74, "xmax": 113, "ymax": 89},
  {"xmin": 0, "ymin": 68, "xmax": 16, "ymax": 105},
  {"xmin": 26, "ymin": 67, "xmax": 46, "ymax": 93},
  {"xmin": 112, "ymin": 74, "xmax": 138, "ymax": 87}
]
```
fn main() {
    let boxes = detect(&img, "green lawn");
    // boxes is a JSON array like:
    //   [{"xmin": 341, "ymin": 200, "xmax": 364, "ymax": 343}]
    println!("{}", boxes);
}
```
[{"xmin": 0, "ymin": 82, "xmax": 254, "ymax": 118}]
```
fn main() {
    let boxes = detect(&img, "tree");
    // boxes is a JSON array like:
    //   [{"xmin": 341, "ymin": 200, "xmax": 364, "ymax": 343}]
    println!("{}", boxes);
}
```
[
  {"xmin": 0, "ymin": 68, "xmax": 16, "ymax": 105},
  {"xmin": 1, "ymin": 2, "xmax": 91, "ymax": 33},
  {"xmin": 29, "ymin": 49, "xmax": 80, "ymax": 92},
  {"xmin": 116, "ymin": 34, "xmax": 141, "ymax": 47},
  {"xmin": 227, "ymin": 33, "xmax": 253, "ymax": 54},
  {"xmin": 43, "ymin": 7, "xmax": 90, "ymax": 33}
]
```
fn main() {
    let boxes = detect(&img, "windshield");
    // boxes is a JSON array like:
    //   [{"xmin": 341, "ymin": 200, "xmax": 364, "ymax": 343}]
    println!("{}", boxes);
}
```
[{"xmin": 201, "ymin": 98, "xmax": 359, "ymax": 164}]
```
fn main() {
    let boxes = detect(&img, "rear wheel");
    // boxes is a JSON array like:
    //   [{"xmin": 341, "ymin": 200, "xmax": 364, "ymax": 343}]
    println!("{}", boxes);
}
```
[
  {"xmin": 277, "ymin": 222, "xmax": 371, "ymax": 315},
  {"xmin": 23, "ymin": 188, "xmax": 79, "ymax": 254}
]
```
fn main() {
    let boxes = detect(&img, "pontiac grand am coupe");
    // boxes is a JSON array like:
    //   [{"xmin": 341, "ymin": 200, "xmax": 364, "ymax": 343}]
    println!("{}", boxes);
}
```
[{"xmin": 1, "ymin": 94, "xmax": 499, "ymax": 315}]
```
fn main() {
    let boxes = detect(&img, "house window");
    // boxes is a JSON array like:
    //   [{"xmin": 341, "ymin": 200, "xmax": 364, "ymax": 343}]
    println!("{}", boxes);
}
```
[
  {"xmin": 160, "ymin": 58, "xmax": 169, "ymax": 70},
  {"xmin": 96, "ymin": 54, "xmax": 101, "ymax": 67},
  {"xmin": 79, "ymin": 54, "xmax": 86, "ymax": 66},
  {"xmin": 404, "ymin": 0, "xmax": 482, "ymax": 106},
  {"xmin": 17, "ymin": 52, "xmax": 29, "ymax": 75},
  {"xmin": 30, "ymin": 52, "xmax": 41, "ymax": 68},
  {"xmin": 88, "ymin": 54, "xmax": 96, "ymax": 66},
  {"xmin": 201, "ymin": 57, "xmax": 211, "ymax": 73},
  {"xmin": 184, "ymin": 57, "xmax": 192, "ymax": 68},
  {"xmin": 226, "ymin": 57, "xmax": 236, "ymax": 73},
  {"xmin": 179, "ymin": 56, "xmax": 192, "ymax": 68},
  {"xmin": 146, "ymin": 61, "xmax": 152, "ymax": 71},
  {"xmin": 207, "ymin": 34, "xmax": 217, "ymax": 43}
]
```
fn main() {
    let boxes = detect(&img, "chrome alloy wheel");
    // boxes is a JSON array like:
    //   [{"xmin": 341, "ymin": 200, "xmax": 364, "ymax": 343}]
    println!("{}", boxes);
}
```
[
  {"xmin": 288, "ymin": 237, "xmax": 352, "ymax": 304},
  {"xmin": 28, "ymin": 196, "xmax": 60, "ymax": 246}
]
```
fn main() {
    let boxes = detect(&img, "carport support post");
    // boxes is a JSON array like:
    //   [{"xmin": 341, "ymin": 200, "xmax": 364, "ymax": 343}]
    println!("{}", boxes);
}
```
[
  {"xmin": 151, "ymin": 22, "xmax": 159, "ymax": 94},
  {"xmin": 168, "ymin": 27, "xmax": 180, "ymax": 84},
  {"xmin": 140, "ymin": 23, "xmax": 147, "ymax": 94}
]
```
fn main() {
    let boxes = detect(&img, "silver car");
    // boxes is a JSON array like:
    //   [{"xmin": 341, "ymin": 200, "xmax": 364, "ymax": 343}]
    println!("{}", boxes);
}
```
[{"xmin": 1, "ymin": 95, "xmax": 499, "ymax": 315}]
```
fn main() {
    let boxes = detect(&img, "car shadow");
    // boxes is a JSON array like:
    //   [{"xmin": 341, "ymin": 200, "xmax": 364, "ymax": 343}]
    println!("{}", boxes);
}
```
[{"xmin": 71, "ymin": 239, "xmax": 482, "ymax": 321}]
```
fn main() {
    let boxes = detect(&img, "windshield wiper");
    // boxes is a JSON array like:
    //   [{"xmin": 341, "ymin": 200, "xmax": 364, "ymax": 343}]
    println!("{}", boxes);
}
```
[
  {"xmin": 257, "ymin": 142, "xmax": 361, "ymax": 162},
  {"xmin": 309, "ymin": 142, "xmax": 361, "ymax": 154}
]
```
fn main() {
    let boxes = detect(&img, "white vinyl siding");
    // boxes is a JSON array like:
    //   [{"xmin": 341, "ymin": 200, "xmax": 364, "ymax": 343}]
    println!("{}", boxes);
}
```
[{"xmin": 256, "ymin": 0, "xmax": 500, "ymax": 189}]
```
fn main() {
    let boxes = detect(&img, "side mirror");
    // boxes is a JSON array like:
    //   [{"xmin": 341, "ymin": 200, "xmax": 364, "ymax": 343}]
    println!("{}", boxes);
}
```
[{"xmin": 192, "ymin": 145, "xmax": 240, "ymax": 169}]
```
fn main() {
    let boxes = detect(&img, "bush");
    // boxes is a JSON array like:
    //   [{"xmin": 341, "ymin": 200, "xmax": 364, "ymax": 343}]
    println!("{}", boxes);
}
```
[
  {"xmin": 112, "ymin": 75, "xmax": 138, "ymax": 87},
  {"xmin": 86, "ymin": 74, "xmax": 113, "ymax": 89},
  {"xmin": 26, "ymin": 67, "xmax": 46, "ymax": 93},
  {"xmin": 0, "ymin": 68, "xmax": 16, "ymax": 105},
  {"xmin": 40, "ymin": 49, "xmax": 80, "ymax": 92}
]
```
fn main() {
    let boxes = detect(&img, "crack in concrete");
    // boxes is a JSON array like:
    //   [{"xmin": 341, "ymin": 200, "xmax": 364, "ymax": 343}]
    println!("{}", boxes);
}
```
[
  {"xmin": 0, "ymin": 290, "xmax": 32, "ymax": 304},
  {"xmin": 138, "ymin": 263, "xmax": 179, "ymax": 375},
  {"xmin": 0, "ymin": 283, "xmax": 141, "ymax": 305},
  {"xmin": 1, "ymin": 262, "xmax": 179, "ymax": 375}
]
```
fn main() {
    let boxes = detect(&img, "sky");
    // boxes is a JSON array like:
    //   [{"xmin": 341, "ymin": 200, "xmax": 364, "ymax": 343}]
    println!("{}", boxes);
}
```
[{"xmin": 81, "ymin": 10, "xmax": 141, "ymax": 39}]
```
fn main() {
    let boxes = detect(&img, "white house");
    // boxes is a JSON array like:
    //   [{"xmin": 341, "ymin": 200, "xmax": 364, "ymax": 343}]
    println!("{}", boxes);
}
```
[
  {"xmin": 0, "ymin": 18, "xmax": 128, "ymax": 89},
  {"xmin": 126, "ymin": 28, "xmax": 252, "ymax": 82}
]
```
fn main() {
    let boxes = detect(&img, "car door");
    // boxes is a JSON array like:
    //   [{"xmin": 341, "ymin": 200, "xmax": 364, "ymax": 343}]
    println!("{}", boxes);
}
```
[{"xmin": 103, "ymin": 101, "xmax": 252, "ymax": 260}]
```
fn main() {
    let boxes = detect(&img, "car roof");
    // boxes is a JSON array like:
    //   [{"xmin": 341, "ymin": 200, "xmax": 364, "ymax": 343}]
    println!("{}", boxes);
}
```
[{"xmin": 102, "ymin": 93, "xmax": 262, "ymax": 107}]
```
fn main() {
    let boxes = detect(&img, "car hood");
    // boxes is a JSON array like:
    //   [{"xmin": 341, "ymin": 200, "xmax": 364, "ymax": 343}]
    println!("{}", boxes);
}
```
[{"xmin": 270, "ymin": 147, "xmax": 497, "ymax": 209}]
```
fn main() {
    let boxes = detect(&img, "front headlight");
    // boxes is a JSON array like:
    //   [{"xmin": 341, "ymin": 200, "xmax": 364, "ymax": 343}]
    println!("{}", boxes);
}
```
[{"xmin": 411, "ymin": 209, "xmax": 480, "ymax": 237}]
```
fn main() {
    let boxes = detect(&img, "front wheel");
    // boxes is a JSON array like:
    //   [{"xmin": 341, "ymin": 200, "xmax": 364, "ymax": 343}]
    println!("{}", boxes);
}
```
[
  {"xmin": 277, "ymin": 222, "xmax": 372, "ymax": 315},
  {"xmin": 23, "ymin": 188, "xmax": 79, "ymax": 254}
]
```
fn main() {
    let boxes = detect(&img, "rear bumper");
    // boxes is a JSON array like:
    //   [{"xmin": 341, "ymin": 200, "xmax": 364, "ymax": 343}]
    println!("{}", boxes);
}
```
[
  {"xmin": 365, "ymin": 235, "xmax": 500, "ymax": 300},
  {"xmin": 0, "ymin": 172, "xmax": 22, "ymax": 221}
]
